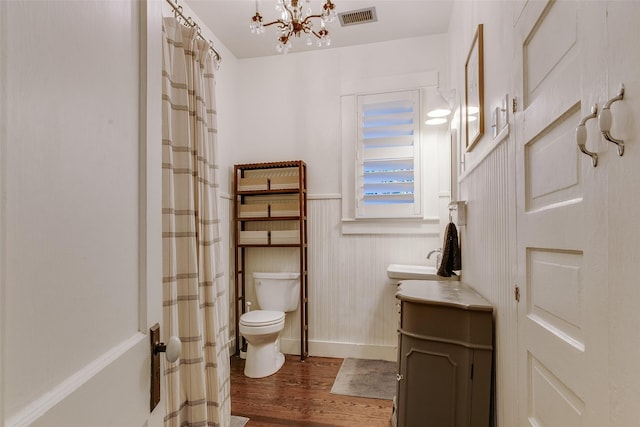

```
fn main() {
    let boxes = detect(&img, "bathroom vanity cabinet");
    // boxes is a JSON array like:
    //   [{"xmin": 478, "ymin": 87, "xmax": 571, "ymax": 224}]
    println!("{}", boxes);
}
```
[
  {"xmin": 233, "ymin": 160, "xmax": 309, "ymax": 360},
  {"xmin": 393, "ymin": 280, "xmax": 493, "ymax": 427}
]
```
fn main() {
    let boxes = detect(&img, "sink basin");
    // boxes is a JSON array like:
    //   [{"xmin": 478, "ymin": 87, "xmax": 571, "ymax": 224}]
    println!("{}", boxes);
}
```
[{"xmin": 387, "ymin": 264, "xmax": 460, "ymax": 281}]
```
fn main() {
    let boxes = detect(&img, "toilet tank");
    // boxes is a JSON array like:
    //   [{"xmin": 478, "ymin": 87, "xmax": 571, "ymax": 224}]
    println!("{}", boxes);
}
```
[{"xmin": 253, "ymin": 272, "xmax": 300, "ymax": 312}]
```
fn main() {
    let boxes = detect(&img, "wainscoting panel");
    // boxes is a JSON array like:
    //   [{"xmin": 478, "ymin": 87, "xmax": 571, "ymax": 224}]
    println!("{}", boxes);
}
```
[
  {"xmin": 223, "ymin": 195, "xmax": 441, "ymax": 360},
  {"xmin": 459, "ymin": 139, "xmax": 516, "ymax": 426}
]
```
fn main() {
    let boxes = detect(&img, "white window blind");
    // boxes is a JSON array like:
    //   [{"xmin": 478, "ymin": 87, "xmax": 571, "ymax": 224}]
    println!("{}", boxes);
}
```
[{"xmin": 356, "ymin": 90, "xmax": 421, "ymax": 218}]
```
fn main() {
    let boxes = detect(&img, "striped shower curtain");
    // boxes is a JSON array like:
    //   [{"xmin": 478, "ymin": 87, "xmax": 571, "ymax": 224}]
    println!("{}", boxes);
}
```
[{"xmin": 161, "ymin": 17, "xmax": 230, "ymax": 427}]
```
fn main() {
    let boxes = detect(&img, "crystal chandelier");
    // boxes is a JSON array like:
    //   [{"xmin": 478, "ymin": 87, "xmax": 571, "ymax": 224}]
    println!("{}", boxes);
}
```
[{"xmin": 250, "ymin": 0, "xmax": 338, "ymax": 54}]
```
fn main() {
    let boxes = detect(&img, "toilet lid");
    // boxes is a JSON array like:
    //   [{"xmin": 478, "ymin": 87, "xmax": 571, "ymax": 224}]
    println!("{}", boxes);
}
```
[{"xmin": 240, "ymin": 310, "xmax": 285, "ymax": 327}]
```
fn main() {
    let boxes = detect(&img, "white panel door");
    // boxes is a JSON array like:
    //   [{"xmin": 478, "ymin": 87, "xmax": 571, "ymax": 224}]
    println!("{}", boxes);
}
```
[
  {"xmin": 1, "ymin": 1, "xmax": 163, "ymax": 426},
  {"xmin": 514, "ymin": 1, "xmax": 609, "ymax": 426}
]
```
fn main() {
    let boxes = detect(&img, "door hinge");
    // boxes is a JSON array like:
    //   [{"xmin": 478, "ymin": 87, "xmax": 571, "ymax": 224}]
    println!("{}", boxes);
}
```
[
  {"xmin": 512, "ymin": 97, "xmax": 518, "ymax": 113},
  {"xmin": 514, "ymin": 285, "xmax": 521, "ymax": 302}
]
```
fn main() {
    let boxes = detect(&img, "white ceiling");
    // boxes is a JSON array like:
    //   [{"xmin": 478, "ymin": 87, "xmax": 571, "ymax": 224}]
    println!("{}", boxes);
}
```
[{"xmin": 184, "ymin": 0, "xmax": 454, "ymax": 59}]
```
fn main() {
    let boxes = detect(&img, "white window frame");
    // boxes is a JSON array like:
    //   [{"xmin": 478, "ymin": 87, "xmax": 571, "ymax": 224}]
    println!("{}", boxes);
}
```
[
  {"xmin": 355, "ymin": 90, "xmax": 422, "ymax": 219},
  {"xmin": 340, "ymin": 72, "xmax": 442, "ymax": 235}
]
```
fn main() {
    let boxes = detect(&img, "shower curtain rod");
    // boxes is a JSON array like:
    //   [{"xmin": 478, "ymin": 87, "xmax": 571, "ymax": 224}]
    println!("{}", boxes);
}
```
[{"xmin": 165, "ymin": 0, "xmax": 222, "ymax": 64}]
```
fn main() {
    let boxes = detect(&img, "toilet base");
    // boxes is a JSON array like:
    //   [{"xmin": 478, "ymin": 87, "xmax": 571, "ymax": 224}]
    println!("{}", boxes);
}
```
[{"xmin": 244, "ymin": 342, "xmax": 285, "ymax": 378}]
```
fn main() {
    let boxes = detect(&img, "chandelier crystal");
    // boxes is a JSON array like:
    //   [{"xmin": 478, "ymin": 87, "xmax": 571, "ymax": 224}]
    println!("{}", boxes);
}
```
[{"xmin": 250, "ymin": 0, "xmax": 337, "ymax": 54}]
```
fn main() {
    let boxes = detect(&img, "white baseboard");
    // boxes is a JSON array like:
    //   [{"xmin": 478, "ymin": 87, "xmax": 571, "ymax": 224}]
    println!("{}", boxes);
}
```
[
  {"xmin": 229, "ymin": 336, "xmax": 397, "ymax": 362},
  {"xmin": 280, "ymin": 338, "xmax": 397, "ymax": 362}
]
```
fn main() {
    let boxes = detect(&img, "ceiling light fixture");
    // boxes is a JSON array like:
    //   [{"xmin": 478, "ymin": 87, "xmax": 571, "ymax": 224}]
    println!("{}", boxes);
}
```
[
  {"xmin": 426, "ymin": 87, "xmax": 453, "ymax": 118},
  {"xmin": 250, "ymin": 0, "xmax": 338, "ymax": 54}
]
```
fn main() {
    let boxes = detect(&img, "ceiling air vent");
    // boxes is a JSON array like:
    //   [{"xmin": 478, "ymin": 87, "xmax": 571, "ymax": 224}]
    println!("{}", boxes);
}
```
[{"xmin": 338, "ymin": 7, "xmax": 377, "ymax": 27}]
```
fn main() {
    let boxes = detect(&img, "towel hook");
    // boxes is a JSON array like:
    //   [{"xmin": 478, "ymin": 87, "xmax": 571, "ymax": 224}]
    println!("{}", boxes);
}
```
[
  {"xmin": 576, "ymin": 104, "xmax": 599, "ymax": 167},
  {"xmin": 448, "ymin": 201, "xmax": 466, "ymax": 226},
  {"xmin": 599, "ymin": 84, "xmax": 625, "ymax": 156}
]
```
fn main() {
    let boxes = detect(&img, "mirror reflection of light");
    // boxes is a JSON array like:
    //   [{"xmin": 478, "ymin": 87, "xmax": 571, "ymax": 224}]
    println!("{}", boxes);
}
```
[
  {"xmin": 467, "ymin": 106, "xmax": 479, "ymax": 114},
  {"xmin": 467, "ymin": 115, "xmax": 478, "ymax": 122},
  {"xmin": 425, "ymin": 118, "xmax": 448, "ymax": 126}
]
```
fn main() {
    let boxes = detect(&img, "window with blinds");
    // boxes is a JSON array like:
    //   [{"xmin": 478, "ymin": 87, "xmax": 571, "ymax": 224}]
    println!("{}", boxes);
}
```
[{"xmin": 356, "ymin": 90, "xmax": 422, "ymax": 218}]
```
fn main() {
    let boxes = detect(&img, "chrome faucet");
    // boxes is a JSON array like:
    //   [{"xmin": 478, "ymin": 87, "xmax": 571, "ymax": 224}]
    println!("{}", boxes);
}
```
[{"xmin": 427, "ymin": 248, "xmax": 442, "ymax": 269}]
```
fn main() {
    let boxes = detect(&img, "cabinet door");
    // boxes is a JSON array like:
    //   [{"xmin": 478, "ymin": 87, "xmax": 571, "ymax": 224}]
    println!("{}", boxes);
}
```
[{"xmin": 397, "ymin": 335, "xmax": 471, "ymax": 427}]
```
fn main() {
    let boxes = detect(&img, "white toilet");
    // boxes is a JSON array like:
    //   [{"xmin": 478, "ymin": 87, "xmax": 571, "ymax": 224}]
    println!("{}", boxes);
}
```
[{"xmin": 239, "ymin": 272, "xmax": 300, "ymax": 378}]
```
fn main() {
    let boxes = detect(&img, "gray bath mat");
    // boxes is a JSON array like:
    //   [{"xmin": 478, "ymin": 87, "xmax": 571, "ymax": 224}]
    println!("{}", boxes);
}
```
[
  {"xmin": 330, "ymin": 358, "xmax": 397, "ymax": 400},
  {"xmin": 231, "ymin": 415, "xmax": 249, "ymax": 427}
]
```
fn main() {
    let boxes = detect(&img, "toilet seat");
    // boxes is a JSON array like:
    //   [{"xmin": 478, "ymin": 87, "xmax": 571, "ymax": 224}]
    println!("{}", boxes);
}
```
[{"xmin": 240, "ymin": 310, "xmax": 285, "ymax": 327}]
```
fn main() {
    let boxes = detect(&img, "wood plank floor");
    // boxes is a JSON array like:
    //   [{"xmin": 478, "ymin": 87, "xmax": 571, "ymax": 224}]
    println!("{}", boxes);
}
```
[{"xmin": 231, "ymin": 355, "xmax": 393, "ymax": 426}]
